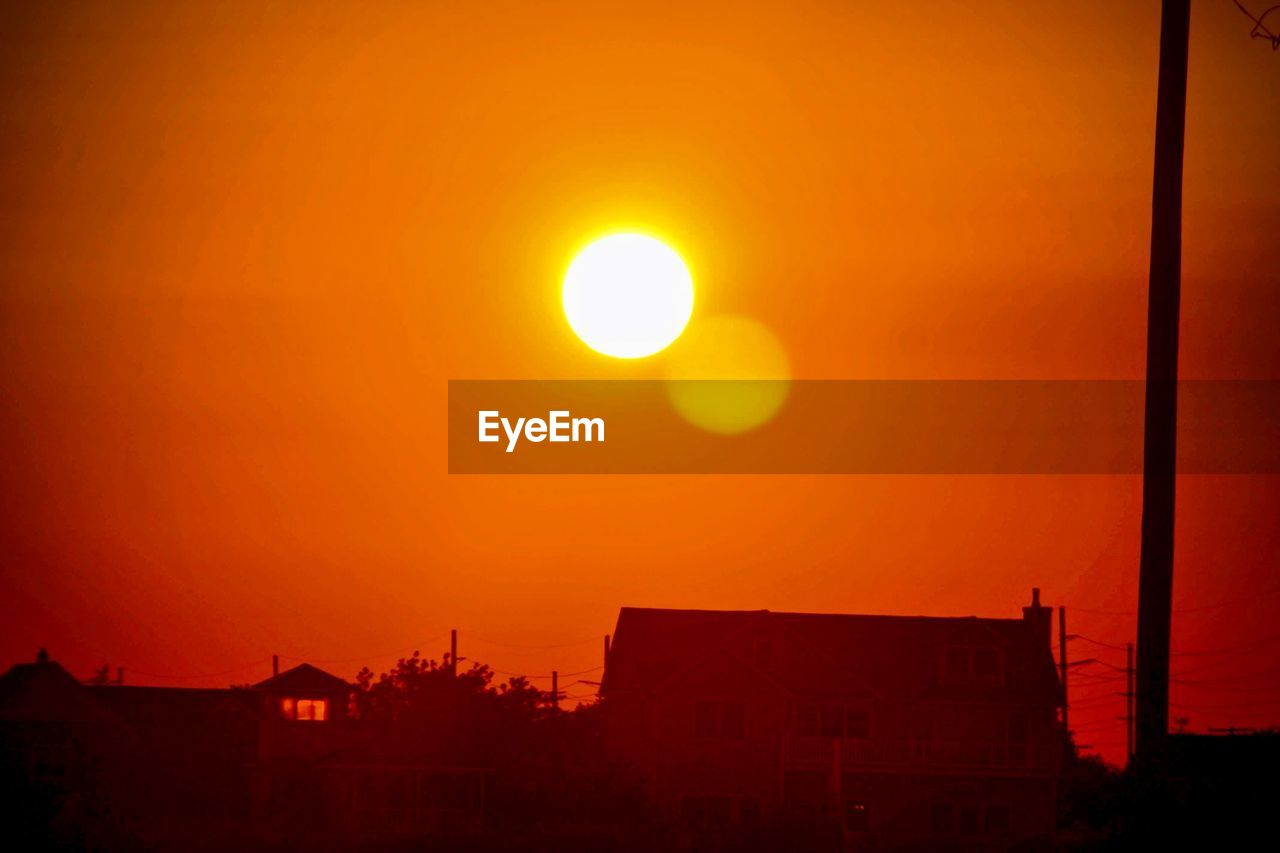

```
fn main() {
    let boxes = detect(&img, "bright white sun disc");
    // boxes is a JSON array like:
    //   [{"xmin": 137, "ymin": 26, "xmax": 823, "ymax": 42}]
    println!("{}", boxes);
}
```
[{"xmin": 562, "ymin": 233, "xmax": 694, "ymax": 358}]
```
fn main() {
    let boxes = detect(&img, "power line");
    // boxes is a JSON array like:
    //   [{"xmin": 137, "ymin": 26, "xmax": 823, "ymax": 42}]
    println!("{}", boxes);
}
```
[
  {"xmin": 1173, "ymin": 665, "xmax": 1280, "ymax": 686},
  {"xmin": 466, "ymin": 634, "xmax": 602, "ymax": 650},
  {"xmin": 278, "ymin": 636, "xmax": 448, "ymax": 666},
  {"xmin": 1073, "ymin": 631, "xmax": 1280, "ymax": 661},
  {"xmin": 1070, "ymin": 581, "xmax": 1280, "ymax": 617},
  {"xmin": 128, "ymin": 658, "xmax": 272, "ymax": 680},
  {"xmin": 1169, "ymin": 632, "xmax": 1280, "ymax": 657},
  {"xmin": 1232, "ymin": 1, "xmax": 1280, "ymax": 50},
  {"xmin": 1071, "ymin": 635, "xmax": 1129, "ymax": 653}
]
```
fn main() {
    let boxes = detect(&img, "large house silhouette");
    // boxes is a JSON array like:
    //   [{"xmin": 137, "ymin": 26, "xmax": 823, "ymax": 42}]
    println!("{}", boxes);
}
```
[{"xmin": 601, "ymin": 590, "xmax": 1063, "ymax": 849}]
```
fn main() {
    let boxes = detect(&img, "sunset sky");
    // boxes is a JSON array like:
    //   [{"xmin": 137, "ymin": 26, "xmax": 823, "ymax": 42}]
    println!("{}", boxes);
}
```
[{"xmin": 2, "ymin": 1, "xmax": 1278, "ymax": 763}]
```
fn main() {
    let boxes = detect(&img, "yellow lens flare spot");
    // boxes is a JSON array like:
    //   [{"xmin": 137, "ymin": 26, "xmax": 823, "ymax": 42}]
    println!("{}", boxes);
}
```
[
  {"xmin": 665, "ymin": 315, "xmax": 790, "ymax": 434},
  {"xmin": 562, "ymin": 233, "xmax": 694, "ymax": 359}
]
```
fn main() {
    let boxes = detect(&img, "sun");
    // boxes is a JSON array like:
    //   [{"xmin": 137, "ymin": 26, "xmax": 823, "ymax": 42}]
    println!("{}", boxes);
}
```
[{"xmin": 562, "ymin": 233, "xmax": 694, "ymax": 359}]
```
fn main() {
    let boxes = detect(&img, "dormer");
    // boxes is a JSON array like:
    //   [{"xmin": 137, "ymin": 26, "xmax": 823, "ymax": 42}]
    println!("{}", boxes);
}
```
[{"xmin": 251, "ymin": 662, "xmax": 352, "ymax": 723}]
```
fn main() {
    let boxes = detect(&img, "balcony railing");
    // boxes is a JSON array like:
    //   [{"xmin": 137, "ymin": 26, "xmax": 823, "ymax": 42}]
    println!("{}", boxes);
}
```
[{"xmin": 784, "ymin": 736, "xmax": 1055, "ymax": 773}]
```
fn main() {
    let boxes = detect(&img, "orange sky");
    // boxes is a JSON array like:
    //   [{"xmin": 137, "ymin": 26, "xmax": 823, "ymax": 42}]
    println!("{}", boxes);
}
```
[{"xmin": 1, "ymin": 1, "xmax": 1277, "ymax": 763}]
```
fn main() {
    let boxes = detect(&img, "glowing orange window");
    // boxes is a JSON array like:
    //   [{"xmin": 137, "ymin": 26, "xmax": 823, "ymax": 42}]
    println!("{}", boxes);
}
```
[{"xmin": 280, "ymin": 697, "xmax": 328, "ymax": 721}]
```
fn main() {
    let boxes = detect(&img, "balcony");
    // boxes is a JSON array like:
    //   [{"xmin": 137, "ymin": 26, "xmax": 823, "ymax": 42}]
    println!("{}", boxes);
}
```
[{"xmin": 783, "ymin": 736, "xmax": 1056, "ymax": 774}]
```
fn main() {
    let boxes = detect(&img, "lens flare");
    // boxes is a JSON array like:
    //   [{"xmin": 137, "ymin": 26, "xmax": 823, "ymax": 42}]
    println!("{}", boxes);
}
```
[{"xmin": 665, "ymin": 314, "xmax": 790, "ymax": 434}]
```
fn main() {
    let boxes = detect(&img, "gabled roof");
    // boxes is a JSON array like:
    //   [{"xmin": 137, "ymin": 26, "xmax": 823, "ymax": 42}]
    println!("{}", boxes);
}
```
[
  {"xmin": 603, "ymin": 606, "xmax": 1061, "ymax": 705},
  {"xmin": 0, "ymin": 660, "xmax": 126, "ymax": 727},
  {"xmin": 252, "ymin": 662, "xmax": 351, "ymax": 693}
]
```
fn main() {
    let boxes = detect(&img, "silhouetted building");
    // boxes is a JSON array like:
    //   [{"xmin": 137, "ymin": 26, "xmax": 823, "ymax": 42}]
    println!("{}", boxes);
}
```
[
  {"xmin": 0, "ymin": 651, "xmax": 133, "ymax": 848},
  {"xmin": 602, "ymin": 591, "xmax": 1062, "ymax": 850},
  {"xmin": 0, "ymin": 653, "xmax": 485, "ymax": 846}
]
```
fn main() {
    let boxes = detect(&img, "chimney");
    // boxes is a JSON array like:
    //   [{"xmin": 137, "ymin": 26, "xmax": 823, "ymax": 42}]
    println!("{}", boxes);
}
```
[
  {"xmin": 1022, "ymin": 587, "xmax": 1051, "ymax": 650},
  {"xmin": 272, "ymin": 654, "xmax": 279, "ymax": 677},
  {"xmin": 36, "ymin": 647, "xmax": 49, "ymax": 664}
]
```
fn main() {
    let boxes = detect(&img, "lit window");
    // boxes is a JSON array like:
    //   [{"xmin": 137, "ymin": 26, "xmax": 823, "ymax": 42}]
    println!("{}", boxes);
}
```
[{"xmin": 281, "ymin": 697, "xmax": 328, "ymax": 721}]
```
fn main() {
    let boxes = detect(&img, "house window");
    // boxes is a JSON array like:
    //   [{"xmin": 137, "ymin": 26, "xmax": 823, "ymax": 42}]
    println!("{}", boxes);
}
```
[
  {"xmin": 1006, "ymin": 711, "xmax": 1029, "ymax": 762},
  {"xmin": 930, "ymin": 803, "xmax": 955, "ymax": 834},
  {"xmin": 281, "ymin": 697, "xmax": 328, "ymax": 721},
  {"xmin": 845, "ymin": 800, "xmax": 870, "ymax": 832},
  {"xmin": 694, "ymin": 701, "xmax": 745, "ymax": 739},
  {"xmin": 973, "ymin": 647, "xmax": 1000, "ymax": 678},
  {"xmin": 942, "ymin": 645, "xmax": 1003, "ymax": 682}
]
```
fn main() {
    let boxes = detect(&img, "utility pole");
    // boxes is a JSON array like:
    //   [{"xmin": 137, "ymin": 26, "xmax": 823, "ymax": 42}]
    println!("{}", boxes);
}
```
[
  {"xmin": 1136, "ymin": 0, "xmax": 1191, "ymax": 764},
  {"xmin": 116, "ymin": 666, "xmax": 124, "ymax": 687},
  {"xmin": 1059, "ymin": 606, "xmax": 1069, "ymax": 731},
  {"xmin": 551, "ymin": 670, "xmax": 559, "ymax": 710},
  {"xmin": 450, "ymin": 629, "xmax": 458, "ymax": 677}
]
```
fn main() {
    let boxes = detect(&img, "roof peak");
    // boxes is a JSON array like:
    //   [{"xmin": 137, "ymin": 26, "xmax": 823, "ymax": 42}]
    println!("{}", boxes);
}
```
[{"xmin": 251, "ymin": 661, "xmax": 351, "ymax": 692}]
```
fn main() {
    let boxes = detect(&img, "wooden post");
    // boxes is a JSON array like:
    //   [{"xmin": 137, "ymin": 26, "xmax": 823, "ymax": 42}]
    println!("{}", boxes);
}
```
[{"xmin": 1136, "ymin": 0, "xmax": 1191, "ymax": 764}]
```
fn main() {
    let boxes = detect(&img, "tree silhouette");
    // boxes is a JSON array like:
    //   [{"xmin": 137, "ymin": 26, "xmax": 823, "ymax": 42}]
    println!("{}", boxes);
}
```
[{"xmin": 350, "ymin": 651, "xmax": 651, "ymax": 843}]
